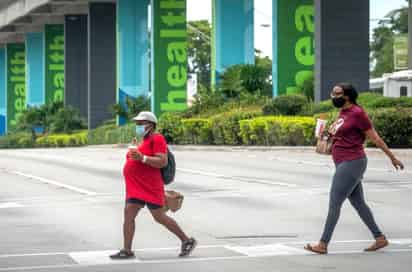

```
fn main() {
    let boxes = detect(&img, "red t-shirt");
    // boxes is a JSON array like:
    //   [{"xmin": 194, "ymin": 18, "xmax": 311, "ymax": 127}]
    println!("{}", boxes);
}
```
[
  {"xmin": 331, "ymin": 105, "xmax": 373, "ymax": 164},
  {"xmin": 123, "ymin": 134, "xmax": 167, "ymax": 206}
]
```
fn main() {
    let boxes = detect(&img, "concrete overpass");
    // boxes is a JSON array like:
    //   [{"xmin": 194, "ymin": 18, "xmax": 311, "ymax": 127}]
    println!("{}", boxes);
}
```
[{"xmin": 0, "ymin": 0, "xmax": 371, "ymax": 135}]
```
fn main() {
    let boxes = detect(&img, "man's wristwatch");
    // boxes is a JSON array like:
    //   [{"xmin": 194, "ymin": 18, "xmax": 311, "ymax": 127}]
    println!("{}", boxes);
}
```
[{"xmin": 142, "ymin": 155, "xmax": 148, "ymax": 163}]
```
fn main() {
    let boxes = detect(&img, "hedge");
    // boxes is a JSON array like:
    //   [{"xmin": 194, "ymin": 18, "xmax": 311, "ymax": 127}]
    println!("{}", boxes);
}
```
[
  {"xmin": 239, "ymin": 116, "xmax": 316, "ymax": 146},
  {"xmin": 1, "ymin": 106, "xmax": 410, "ymax": 149},
  {"xmin": 210, "ymin": 110, "xmax": 261, "ymax": 145},
  {"xmin": 181, "ymin": 119, "xmax": 213, "ymax": 144},
  {"xmin": 263, "ymin": 94, "xmax": 308, "ymax": 116},
  {"xmin": 88, "ymin": 123, "xmax": 135, "ymax": 145},
  {"xmin": 281, "ymin": 92, "xmax": 412, "ymax": 116},
  {"xmin": 0, "ymin": 131, "xmax": 88, "ymax": 148},
  {"xmin": 158, "ymin": 110, "xmax": 261, "ymax": 145},
  {"xmin": 35, "ymin": 132, "xmax": 88, "ymax": 147},
  {"xmin": 0, "ymin": 133, "xmax": 34, "ymax": 149},
  {"xmin": 158, "ymin": 112, "xmax": 184, "ymax": 144},
  {"xmin": 369, "ymin": 108, "xmax": 412, "ymax": 148}
]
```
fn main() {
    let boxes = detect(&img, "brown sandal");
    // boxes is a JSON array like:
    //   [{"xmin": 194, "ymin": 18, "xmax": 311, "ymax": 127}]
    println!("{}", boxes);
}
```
[
  {"xmin": 364, "ymin": 236, "xmax": 389, "ymax": 252},
  {"xmin": 304, "ymin": 243, "xmax": 328, "ymax": 255}
]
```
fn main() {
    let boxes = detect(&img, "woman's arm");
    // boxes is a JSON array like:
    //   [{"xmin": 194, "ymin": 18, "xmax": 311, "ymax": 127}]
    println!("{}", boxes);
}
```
[
  {"xmin": 129, "ymin": 150, "xmax": 167, "ymax": 168},
  {"xmin": 364, "ymin": 128, "xmax": 404, "ymax": 170},
  {"xmin": 143, "ymin": 153, "xmax": 167, "ymax": 168}
]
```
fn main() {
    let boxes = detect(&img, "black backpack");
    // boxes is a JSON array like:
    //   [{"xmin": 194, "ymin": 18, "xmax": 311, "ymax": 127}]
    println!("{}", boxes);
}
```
[{"xmin": 161, "ymin": 148, "xmax": 176, "ymax": 185}]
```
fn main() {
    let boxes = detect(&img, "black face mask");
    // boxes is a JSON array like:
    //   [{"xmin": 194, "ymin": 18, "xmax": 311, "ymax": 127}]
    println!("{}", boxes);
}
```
[{"xmin": 332, "ymin": 97, "xmax": 346, "ymax": 108}]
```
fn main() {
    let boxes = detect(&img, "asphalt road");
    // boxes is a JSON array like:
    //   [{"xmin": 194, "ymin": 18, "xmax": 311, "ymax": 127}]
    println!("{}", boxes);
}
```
[{"xmin": 0, "ymin": 146, "xmax": 411, "ymax": 272}]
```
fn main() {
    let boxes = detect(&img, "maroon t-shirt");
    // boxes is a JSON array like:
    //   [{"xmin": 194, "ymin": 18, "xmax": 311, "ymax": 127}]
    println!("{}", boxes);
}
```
[{"xmin": 330, "ymin": 105, "xmax": 373, "ymax": 164}]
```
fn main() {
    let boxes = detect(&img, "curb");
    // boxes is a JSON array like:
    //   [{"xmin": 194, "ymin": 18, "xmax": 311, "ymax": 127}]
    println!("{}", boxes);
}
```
[{"xmin": 102, "ymin": 144, "xmax": 412, "ymax": 156}]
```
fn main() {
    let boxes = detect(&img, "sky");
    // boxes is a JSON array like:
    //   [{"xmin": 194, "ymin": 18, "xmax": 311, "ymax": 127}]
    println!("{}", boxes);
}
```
[{"xmin": 186, "ymin": 0, "xmax": 408, "ymax": 58}]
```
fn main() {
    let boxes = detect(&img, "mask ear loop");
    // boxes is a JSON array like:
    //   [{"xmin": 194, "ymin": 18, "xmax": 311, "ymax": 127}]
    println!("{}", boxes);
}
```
[{"xmin": 143, "ymin": 123, "xmax": 154, "ymax": 138}]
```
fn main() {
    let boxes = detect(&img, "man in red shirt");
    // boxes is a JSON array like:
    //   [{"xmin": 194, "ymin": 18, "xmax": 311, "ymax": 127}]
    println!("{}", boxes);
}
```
[
  {"xmin": 110, "ymin": 112, "xmax": 197, "ymax": 259},
  {"xmin": 305, "ymin": 83, "xmax": 404, "ymax": 255}
]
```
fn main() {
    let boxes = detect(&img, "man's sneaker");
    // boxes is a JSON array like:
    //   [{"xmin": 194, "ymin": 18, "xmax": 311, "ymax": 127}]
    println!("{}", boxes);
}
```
[
  {"xmin": 109, "ymin": 249, "xmax": 136, "ymax": 260},
  {"xmin": 179, "ymin": 238, "xmax": 197, "ymax": 257}
]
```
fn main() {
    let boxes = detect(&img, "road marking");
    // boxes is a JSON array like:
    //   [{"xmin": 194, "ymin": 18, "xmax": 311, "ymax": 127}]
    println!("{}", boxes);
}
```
[
  {"xmin": 177, "ymin": 168, "xmax": 297, "ymax": 188},
  {"xmin": 0, "ymin": 202, "xmax": 24, "ymax": 209},
  {"xmin": 1, "ymin": 242, "xmax": 412, "ymax": 271},
  {"xmin": 286, "ymin": 238, "xmax": 412, "ymax": 245},
  {"xmin": 0, "ymin": 245, "xmax": 225, "ymax": 258},
  {"xmin": 1, "ymin": 248, "xmax": 412, "ymax": 271},
  {"xmin": 391, "ymin": 239, "xmax": 412, "ymax": 245},
  {"xmin": 10, "ymin": 171, "xmax": 98, "ymax": 196},
  {"xmin": 271, "ymin": 157, "xmax": 412, "ymax": 174},
  {"xmin": 69, "ymin": 250, "xmax": 141, "ymax": 265},
  {"xmin": 226, "ymin": 244, "xmax": 310, "ymax": 257}
]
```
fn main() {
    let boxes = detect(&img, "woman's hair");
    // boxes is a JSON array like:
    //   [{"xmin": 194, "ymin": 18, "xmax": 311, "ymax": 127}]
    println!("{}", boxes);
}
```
[{"xmin": 336, "ymin": 82, "xmax": 358, "ymax": 104}]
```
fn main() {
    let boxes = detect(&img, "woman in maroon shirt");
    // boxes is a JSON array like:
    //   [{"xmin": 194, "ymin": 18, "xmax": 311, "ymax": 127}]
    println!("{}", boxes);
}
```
[{"xmin": 305, "ymin": 83, "xmax": 404, "ymax": 254}]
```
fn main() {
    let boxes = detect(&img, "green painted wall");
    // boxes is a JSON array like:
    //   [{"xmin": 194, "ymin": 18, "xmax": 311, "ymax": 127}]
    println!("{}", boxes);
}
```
[
  {"xmin": 151, "ymin": 0, "xmax": 187, "ymax": 117},
  {"xmin": 45, "ymin": 24, "xmax": 65, "ymax": 104},
  {"xmin": 275, "ymin": 0, "xmax": 314, "ymax": 95},
  {"xmin": 6, "ymin": 43, "xmax": 26, "ymax": 130}
]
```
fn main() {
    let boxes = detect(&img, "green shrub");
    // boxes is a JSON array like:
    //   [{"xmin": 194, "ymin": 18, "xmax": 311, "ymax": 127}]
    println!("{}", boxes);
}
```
[
  {"xmin": 35, "ymin": 132, "xmax": 88, "ymax": 148},
  {"xmin": 181, "ymin": 119, "xmax": 213, "ymax": 144},
  {"xmin": 49, "ymin": 106, "xmax": 87, "ymax": 134},
  {"xmin": 110, "ymin": 95, "xmax": 151, "ymax": 120},
  {"xmin": 240, "ymin": 64, "xmax": 272, "ymax": 95},
  {"xmin": 239, "ymin": 116, "xmax": 316, "ymax": 146},
  {"xmin": 302, "ymin": 75, "xmax": 314, "ymax": 101},
  {"xmin": 0, "ymin": 133, "xmax": 34, "ymax": 148},
  {"xmin": 369, "ymin": 108, "xmax": 412, "ymax": 147},
  {"xmin": 210, "ymin": 110, "xmax": 261, "ymax": 145},
  {"xmin": 88, "ymin": 123, "xmax": 135, "ymax": 145},
  {"xmin": 218, "ymin": 64, "xmax": 272, "ymax": 99},
  {"xmin": 308, "ymin": 100, "xmax": 335, "ymax": 115},
  {"xmin": 158, "ymin": 112, "xmax": 185, "ymax": 144},
  {"xmin": 88, "ymin": 124, "xmax": 117, "ymax": 145},
  {"xmin": 357, "ymin": 92, "xmax": 412, "ymax": 109},
  {"xmin": 263, "ymin": 94, "xmax": 309, "ymax": 116},
  {"xmin": 357, "ymin": 92, "xmax": 382, "ymax": 107}
]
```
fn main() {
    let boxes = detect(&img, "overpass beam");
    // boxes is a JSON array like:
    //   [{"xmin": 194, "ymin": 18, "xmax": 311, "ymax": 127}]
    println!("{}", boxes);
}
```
[
  {"xmin": 315, "ymin": 0, "xmax": 370, "ymax": 101},
  {"xmin": 117, "ymin": 0, "xmax": 150, "ymax": 125},
  {"xmin": 0, "ymin": 47, "xmax": 5, "ymax": 135},
  {"xmin": 88, "ymin": 2, "xmax": 116, "ymax": 129},
  {"xmin": 26, "ymin": 32, "xmax": 45, "ymax": 107},
  {"xmin": 211, "ymin": 0, "xmax": 254, "ymax": 87},
  {"xmin": 65, "ymin": 15, "xmax": 88, "ymax": 121}
]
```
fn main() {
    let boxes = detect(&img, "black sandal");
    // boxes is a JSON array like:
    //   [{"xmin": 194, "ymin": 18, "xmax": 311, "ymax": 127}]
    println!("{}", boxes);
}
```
[
  {"xmin": 109, "ymin": 249, "xmax": 136, "ymax": 259},
  {"xmin": 179, "ymin": 238, "xmax": 197, "ymax": 257}
]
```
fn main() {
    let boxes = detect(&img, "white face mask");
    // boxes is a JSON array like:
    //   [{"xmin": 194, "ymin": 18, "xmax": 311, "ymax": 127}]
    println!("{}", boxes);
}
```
[
  {"xmin": 135, "ymin": 123, "xmax": 152, "ymax": 137},
  {"xmin": 135, "ymin": 125, "xmax": 146, "ymax": 137}
]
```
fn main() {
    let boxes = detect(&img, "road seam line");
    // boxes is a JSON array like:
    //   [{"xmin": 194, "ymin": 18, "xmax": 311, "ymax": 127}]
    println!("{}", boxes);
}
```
[
  {"xmin": 10, "ymin": 171, "xmax": 98, "ymax": 196},
  {"xmin": 177, "ymin": 168, "xmax": 297, "ymax": 188}
]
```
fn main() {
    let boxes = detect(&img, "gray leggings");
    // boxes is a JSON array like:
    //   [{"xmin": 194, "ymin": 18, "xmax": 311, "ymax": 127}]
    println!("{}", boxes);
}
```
[{"xmin": 321, "ymin": 157, "xmax": 383, "ymax": 244}]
